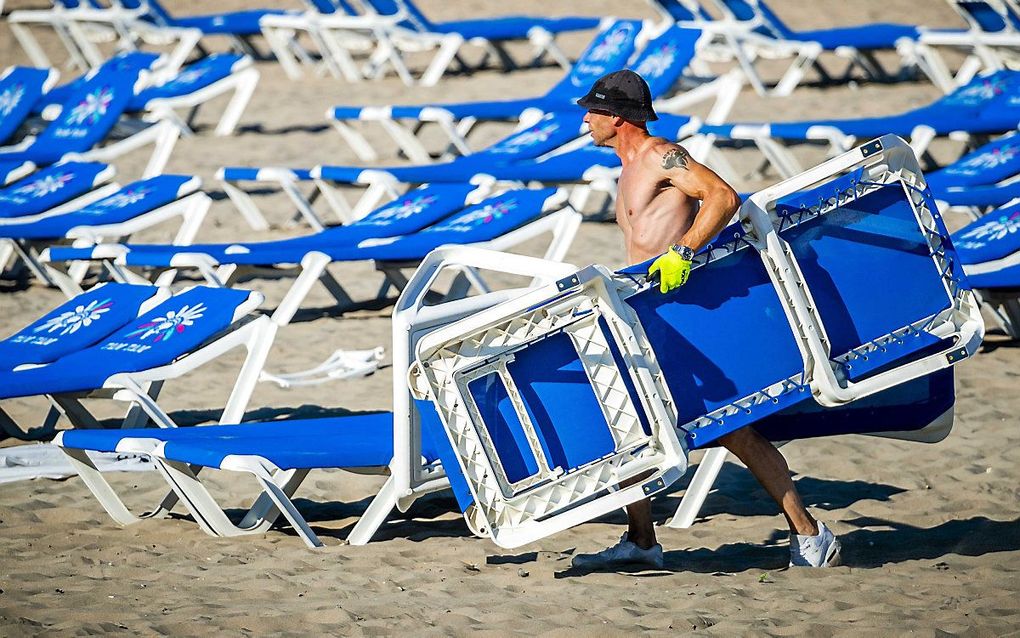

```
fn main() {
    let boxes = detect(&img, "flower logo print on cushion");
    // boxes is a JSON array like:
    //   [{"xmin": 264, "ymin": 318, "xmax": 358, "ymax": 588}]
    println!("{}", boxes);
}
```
[
  {"xmin": 490, "ymin": 123, "xmax": 559, "ymax": 154},
  {"xmin": 948, "ymin": 78, "xmax": 1005, "ymax": 106},
  {"xmin": 589, "ymin": 25, "xmax": 633, "ymax": 63},
  {"xmin": 67, "ymin": 86, "xmax": 114, "ymax": 126},
  {"xmin": 635, "ymin": 44, "xmax": 677, "ymax": 80},
  {"xmin": 571, "ymin": 23, "xmax": 635, "ymax": 86},
  {"xmin": 432, "ymin": 199, "xmax": 518, "ymax": 233},
  {"xmin": 125, "ymin": 303, "xmax": 207, "ymax": 343},
  {"xmin": 86, "ymin": 187, "xmax": 152, "ymax": 213},
  {"xmin": 0, "ymin": 83, "xmax": 25, "ymax": 118},
  {"xmin": 167, "ymin": 67, "xmax": 208, "ymax": 89},
  {"xmin": 956, "ymin": 210, "xmax": 1020, "ymax": 250},
  {"xmin": 952, "ymin": 144, "xmax": 1019, "ymax": 176},
  {"xmin": 363, "ymin": 194, "xmax": 437, "ymax": 225},
  {"xmin": 8, "ymin": 172, "xmax": 74, "ymax": 200},
  {"xmin": 33, "ymin": 298, "xmax": 114, "ymax": 336}
]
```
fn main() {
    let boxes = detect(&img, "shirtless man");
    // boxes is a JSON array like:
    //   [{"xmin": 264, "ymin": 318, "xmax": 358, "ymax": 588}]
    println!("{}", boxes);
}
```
[{"xmin": 571, "ymin": 70, "xmax": 841, "ymax": 571}]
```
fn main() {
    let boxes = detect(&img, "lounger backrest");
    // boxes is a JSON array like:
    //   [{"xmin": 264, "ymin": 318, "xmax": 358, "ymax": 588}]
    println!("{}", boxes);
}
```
[
  {"xmin": 54, "ymin": 286, "xmax": 260, "ymax": 375},
  {"xmin": 66, "ymin": 174, "xmax": 199, "ymax": 222},
  {"xmin": 131, "ymin": 53, "xmax": 246, "ymax": 107},
  {"xmin": 926, "ymin": 69, "xmax": 1020, "ymax": 114},
  {"xmin": 952, "ymin": 201, "xmax": 1020, "ymax": 260},
  {"xmin": 420, "ymin": 187, "xmax": 557, "ymax": 237},
  {"xmin": 304, "ymin": 0, "xmax": 358, "ymax": 15},
  {"xmin": 118, "ymin": 0, "xmax": 175, "ymax": 27},
  {"xmin": 652, "ymin": 0, "xmax": 714, "ymax": 22},
  {"xmin": 716, "ymin": 0, "xmax": 790, "ymax": 38},
  {"xmin": 551, "ymin": 19, "xmax": 643, "ymax": 96},
  {"xmin": 344, "ymin": 182, "xmax": 477, "ymax": 235},
  {"xmin": 932, "ymin": 133, "xmax": 1020, "ymax": 186},
  {"xmin": 955, "ymin": 0, "xmax": 1020, "ymax": 33},
  {"xmin": 0, "ymin": 162, "xmax": 114, "ymax": 219},
  {"xmin": 37, "ymin": 52, "xmax": 159, "ymax": 114},
  {"xmin": 34, "ymin": 65, "xmax": 144, "ymax": 154},
  {"xmin": 360, "ymin": 0, "xmax": 424, "ymax": 32},
  {"xmin": 0, "ymin": 283, "xmax": 162, "ymax": 367},
  {"xmin": 630, "ymin": 26, "xmax": 701, "ymax": 99},
  {"xmin": 482, "ymin": 112, "xmax": 585, "ymax": 161},
  {"xmin": 0, "ymin": 67, "xmax": 56, "ymax": 144}
]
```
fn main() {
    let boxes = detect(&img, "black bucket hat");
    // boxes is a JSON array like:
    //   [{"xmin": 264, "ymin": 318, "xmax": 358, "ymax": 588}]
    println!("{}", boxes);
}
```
[{"xmin": 577, "ymin": 69, "xmax": 658, "ymax": 122}]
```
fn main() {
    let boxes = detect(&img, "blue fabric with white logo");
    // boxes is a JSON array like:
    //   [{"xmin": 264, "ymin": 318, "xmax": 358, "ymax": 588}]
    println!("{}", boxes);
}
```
[
  {"xmin": 0, "ymin": 67, "xmax": 53, "ymax": 144},
  {"xmin": 0, "ymin": 283, "xmax": 160, "ymax": 370},
  {"xmin": 0, "ymin": 286, "xmax": 254, "ymax": 399},
  {"xmin": 0, "ymin": 162, "xmax": 110, "ymax": 219}
]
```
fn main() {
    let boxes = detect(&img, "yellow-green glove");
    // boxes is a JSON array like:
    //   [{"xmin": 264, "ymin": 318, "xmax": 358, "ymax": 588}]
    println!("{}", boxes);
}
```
[{"xmin": 647, "ymin": 247, "xmax": 692, "ymax": 293}]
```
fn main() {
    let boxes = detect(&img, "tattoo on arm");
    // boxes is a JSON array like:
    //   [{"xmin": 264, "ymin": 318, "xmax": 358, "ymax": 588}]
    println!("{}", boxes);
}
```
[{"xmin": 661, "ymin": 147, "xmax": 689, "ymax": 171}]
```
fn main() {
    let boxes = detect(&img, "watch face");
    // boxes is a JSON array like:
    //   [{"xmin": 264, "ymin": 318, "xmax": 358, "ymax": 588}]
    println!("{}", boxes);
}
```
[{"xmin": 672, "ymin": 244, "xmax": 694, "ymax": 260}]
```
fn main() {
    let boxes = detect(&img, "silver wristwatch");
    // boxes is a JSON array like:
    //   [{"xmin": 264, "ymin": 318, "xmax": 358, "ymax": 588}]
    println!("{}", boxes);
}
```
[{"xmin": 670, "ymin": 244, "xmax": 695, "ymax": 261}]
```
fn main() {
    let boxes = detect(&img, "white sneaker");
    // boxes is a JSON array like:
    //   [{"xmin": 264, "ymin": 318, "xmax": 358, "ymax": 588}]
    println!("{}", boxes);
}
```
[
  {"xmin": 571, "ymin": 535, "xmax": 664, "ymax": 570},
  {"xmin": 789, "ymin": 521, "xmax": 842, "ymax": 567}
]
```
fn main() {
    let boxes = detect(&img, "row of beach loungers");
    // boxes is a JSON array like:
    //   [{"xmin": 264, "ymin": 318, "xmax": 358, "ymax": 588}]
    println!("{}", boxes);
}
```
[{"xmin": 0, "ymin": 0, "xmax": 1017, "ymax": 549}]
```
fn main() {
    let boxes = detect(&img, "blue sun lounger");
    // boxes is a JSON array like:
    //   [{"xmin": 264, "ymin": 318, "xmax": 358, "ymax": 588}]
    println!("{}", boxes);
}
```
[
  {"xmin": 703, "ymin": 69, "xmax": 1020, "ymax": 178},
  {"xmin": 326, "ymin": 24, "xmax": 737, "ymax": 163},
  {"xmin": 54, "ymin": 136, "xmax": 983, "ymax": 549},
  {"xmin": 0, "ymin": 161, "xmax": 115, "ymax": 220},
  {"xmin": 0, "ymin": 285, "xmax": 272, "ymax": 443},
  {"xmin": 356, "ymin": 0, "xmax": 599, "ymax": 84},
  {"xmin": 219, "ymin": 111, "xmax": 587, "ymax": 229},
  {"xmin": 0, "ymin": 174, "xmax": 209, "ymax": 290},
  {"xmin": 710, "ymin": 0, "xmax": 922, "ymax": 84},
  {"xmin": 925, "ymin": 132, "xmax": 1020, "ymax": 213},
  {"xmin": 0, "ymin": 67, "xmax": 59, "ymax": 147},
  {"xmin": 43, "ymin": 187, "xmax": 579, "ymax": 324},
  {"xmin": 953, "ymin": 199, "xmax": 1020, "ymax": 337},
  {"xmin": 0, "ymin": 64, "xmax": 180, "ymax": 179}
]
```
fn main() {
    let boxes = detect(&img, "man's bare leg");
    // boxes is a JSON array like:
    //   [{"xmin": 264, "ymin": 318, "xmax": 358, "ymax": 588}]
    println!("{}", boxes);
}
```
[
  {"xmin": 625, "ymin": 496, "xmax": 657, "ymax": 550},
  {"xmin": 718, "ymin": 427, "xmax": 818, "ymax": 536}
]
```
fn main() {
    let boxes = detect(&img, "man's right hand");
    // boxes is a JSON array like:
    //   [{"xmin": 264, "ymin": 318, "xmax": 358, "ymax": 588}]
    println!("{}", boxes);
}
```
[{"xmin": 647, "ymin": 247, "xmax": 692, "ymax": 294}]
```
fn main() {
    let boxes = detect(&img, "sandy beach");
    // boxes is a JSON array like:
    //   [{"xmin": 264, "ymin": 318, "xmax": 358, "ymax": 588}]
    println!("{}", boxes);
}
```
[{"xmin": 1, "ymin": 0, "xmax": 1019, "ymax": 634}]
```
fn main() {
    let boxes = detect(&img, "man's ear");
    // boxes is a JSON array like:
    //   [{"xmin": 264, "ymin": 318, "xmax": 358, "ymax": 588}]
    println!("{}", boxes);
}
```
[{"xmin": 613, "ymin": 116, "xmax": 625, "ymax": 127}]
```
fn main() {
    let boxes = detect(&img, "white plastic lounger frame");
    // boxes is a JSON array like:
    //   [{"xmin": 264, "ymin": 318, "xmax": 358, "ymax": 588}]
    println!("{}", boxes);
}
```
[
  {"xmin": 142, "ymin": 58, "xmax": 261, "ymax": 137},
  {"xmin": 744, "ymin": 135, "xmax": 984, "ymax": 407},
  {"xmin": 347, "ymin": 245, "xmax": 582, "ymax": 545}
]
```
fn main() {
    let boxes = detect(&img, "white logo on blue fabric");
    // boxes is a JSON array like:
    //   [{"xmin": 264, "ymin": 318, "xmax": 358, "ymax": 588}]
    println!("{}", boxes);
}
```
[
  {"xmin": 9, "ymin": 172, "xmax": 74, "ymax": 200},
  {"xmin": 33, "ymin": 297, "xmax": 113, "ymax": 336},
  {"xmin": 67, "ymin": 86, "xmax": 114, "ymax": 125},
  {"xmin": 571, "ymin": 23, "xmax": 635, "ymax": 86},
  {"xmin": 635, "ymin": 44, "xmax": 677, "ymax": 79},
  {"xmin": 491, "ymin": 123, "xmax": 559, "ymax": 154},
  {"xmin": 956, "ymin": 209, "xmax": 1020, "ymax": 249},
  {"xmin": 0, "ymin": 83, "xmax": 25, "ymax": 118},
  {"xmin": 89, "ymin": 187, "xmax": 152, "ymax": 212},
  {"xmin": 363, "ymin": 194, "xmax": 436, "ymax": 225},
  {"xmin": 123, "ymin": 303, "xmax": 207, "ymax": 343},
  {"xmin": 431, "ymin": 199, "xmax": 518, "ymax": 233}
]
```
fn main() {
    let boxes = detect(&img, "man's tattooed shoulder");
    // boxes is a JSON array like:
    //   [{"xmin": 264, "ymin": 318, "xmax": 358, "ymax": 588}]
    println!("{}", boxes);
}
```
[{"xmin": 661, "ymin": 146, "xmax": 689, "ymax": 171}]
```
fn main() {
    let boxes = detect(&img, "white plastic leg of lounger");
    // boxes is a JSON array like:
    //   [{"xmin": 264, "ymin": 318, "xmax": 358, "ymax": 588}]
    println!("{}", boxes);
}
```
[
  {"xmin": 315, "ymin": 27, "xmax": 365, "ymax": 82},
  {"xmin": 214, "ymin": 67, "xmax": 259, "ymax": 136},
  {"xmin": 0, "ymin": 239, "xmax": 15, "ymax": 274},
  {"xmin": 755, "ymin": 135, "xmax": 803, "ymax": 180},
  {"xmin": 330, "ymin": 119, "xmax": 378, "ymax": 163},
  {"xmin": 909, "ymin": 125, "xmax": 937, "ymax": 159},
  {"xmin": 269, "ymin": 252, "xmax": 334, "ymax": 327},
  {"xmin": 419, "ymin": 34, "xmax": 464, "ymax": 87},
  {"xmin": 263, "ymin": 25, "xmax": 305, "ymax": 80},
  {"xmin": 144, "ymin": 120, "xmax": 181, "ymax": 178},
  {"xmin": 221, "ymin": 180, "xmax": 270, "ymax": 231},
  {"xmin": 63, "ymin": 447, "xmax": 146, "ymax": 526},
  {"xmin": 158, "ymin": 458, "xmax": 251, "ymax": 538},
  {"xmin": 8, "ymin": 20, "xmax": 54, "ymax": 68},
  {"xmin": 347, "ymin": 473, "xmax": 399, "ymax": 545},
  {"xmin": 378, "ymin": 118, "xmax": 432, "ymax": 164},
  {"xmin": 259, "ymin": 347, "xmax": 384, "ymax": 387},
  {"xmin": 772, "ymin": 42, "xmax": 822, "ymax": 97},
  {"xmin": 249, "ymin": 467, "xmax": 323, "ymax": 548},
  {"xmin": 665, "ymin": 447, "xmax": 729, "ymax": 529},
  {"xmin": 237, "ymin": 468, "xmax": 309, "ymax": 531}
]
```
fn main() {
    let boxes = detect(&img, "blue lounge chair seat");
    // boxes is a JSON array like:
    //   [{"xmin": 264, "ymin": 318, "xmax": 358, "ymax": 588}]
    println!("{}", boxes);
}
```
[
  {"xmin": 327, "ymin": 23, "xmax": 706, "ymax": 161},
  {"xmin": 939, "ymin": 182, "xmax": 1020, "ymax": 209},
  {"xmin": 926, "ymin": 132, "xmax": 1020, "ymax": 191},
  {"xmin": 33, "ymin": 52, "xmax": 161, "ymax": 116},
  {"xmin": 121, "ymin": 0, "xmax": 291, "ymax": 37},
  {"xmin": 953, "ymin": 199, "xmax": 1020, "ymax": 337},
  {"xmin": 0, "ymin": 66, "xmax": 59, "ymax": 145},
  {"xmin": 0, "ymin": 161, "xmax": 115, "ymax": 219},
  {"xmin": 0, "ymin": 286, "xmax": 260, "ymax": 400},
  {"xmin": 0, "ymin": 282, "xmax": 163, "ymax": 371}
]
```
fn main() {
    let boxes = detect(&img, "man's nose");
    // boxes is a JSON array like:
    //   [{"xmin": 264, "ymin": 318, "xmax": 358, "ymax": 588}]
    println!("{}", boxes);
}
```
[{"xmin": 583, "ymin": 112, "xmax": 590, "ymax": 123}]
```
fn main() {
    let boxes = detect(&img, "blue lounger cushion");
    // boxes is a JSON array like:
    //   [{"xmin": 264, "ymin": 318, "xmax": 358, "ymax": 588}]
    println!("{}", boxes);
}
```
[
  {"xmin": 129, "ymin": 54, "xmax": 249, "ymax": 109},
  {"xmin": 34, "ymin": 52, "xmax": 160, "ymax": 116},
  {"xmin": 330, "ymin": 19, "xmax": 643, "ymax": 121},
  {"xmin": 428, "ymin": 17, "xmax": 600, "ymax": 40},
  {"xmin": 59, "ymin": 411, "xmax": 446, "ymax": 470},
  {"xmin": 0, "ymin": 65, "xmax": 144, "ymax": 165},
  {"xmin": 789, "ymin": 24, "xmax": 919, "ymax": 49},
  {"xmin": 953, "ymin": 202, "xmax": 1020, "ymax": 289},
  {"xmin": 0, "ymin": 283, "xmax": 161, "ymax": 370},
  {"xmin": 927, "ymin": 133, "xmax": 1020, "ymax": 191},
  {"xmin": 167, "ymin": 9, "xmax": 290, "ymax": 35},
  {"xmin": 45, "ymin": 182, "xmax": 479, "ymax": 266},
  {"xmin": 0, "ymin": 162, "xmax": 114, "ymax": 219},
  {"xmin": 218, "ymin": 167, "xmax": 313, "ymax": 182},
  {"xmin": 0, "ymin": 67, "xmax": 56, "ymax": 144},
  {"xmin": 0, "ymin": 174, "xmax": 199, "ymax": 239},
  {"xmin": 938, "ymin": 182, "xmax": 1020, "ymax": 209},
  {"xmin": 0, "ymin": 286, "xmax": 257, "ymax": 399}
]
